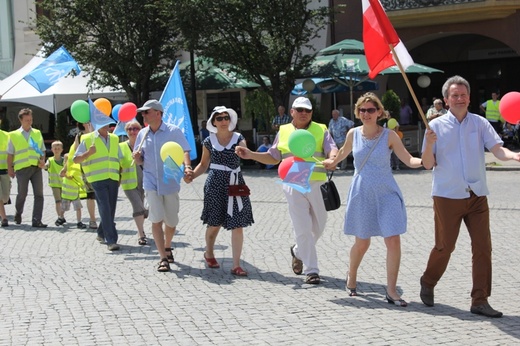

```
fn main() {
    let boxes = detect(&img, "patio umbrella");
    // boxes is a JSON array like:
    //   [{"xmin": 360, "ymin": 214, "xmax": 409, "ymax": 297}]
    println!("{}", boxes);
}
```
[
  {"xmin": 179, "ymin": 57, "xmax": 270, "ymax": 90},
  {"xmin": 292, "ymin": 77, "xmax": 378, "ymax": 96},
  {"xmin": 302, "ymin": 39, "xmax": 443, "ymax": 116},
  {"xmin": 292, "ymin": 77, "xmax": 378, "ymax": 113}
]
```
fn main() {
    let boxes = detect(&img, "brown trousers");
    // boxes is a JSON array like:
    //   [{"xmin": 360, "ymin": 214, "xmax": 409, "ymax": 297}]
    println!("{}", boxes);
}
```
[{"xmin": 422, "ymin": 193, "xmax": 492, "ymax": 306}]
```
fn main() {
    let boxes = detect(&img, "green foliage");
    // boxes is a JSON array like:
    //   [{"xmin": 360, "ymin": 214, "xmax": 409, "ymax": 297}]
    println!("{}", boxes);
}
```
[
  {"xmin": 54, "ymin": 111, "xmax": 71, "ymax": 150},
  {"xmin": 34, "ymin": 0, "xmax": 182, "ymax": 105},
  {"xmin": 244, "ymin": 90, "xmax": 274, "ymax": 133},
  {"xmin": 382, "ymin": 89, "xmax": 401, "ymax": 121},
  {"xmin": 173, "ymin": 0, "xmax": 333, "ymax": 111}
]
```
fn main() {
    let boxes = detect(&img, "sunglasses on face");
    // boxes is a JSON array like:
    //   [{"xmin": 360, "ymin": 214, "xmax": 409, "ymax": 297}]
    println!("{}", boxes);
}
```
[
  {"xmin": 294, "ymin": 108, "xmax": 312, "ymax": 113},
  {"xmin": 126, "ymin": 127, "xmax": 140, "ymax": 132},
  {"xmin": 215, "ymin": 115, "xmax": 231, "ymax": 122},
  {"xmin": 142, "ymin": 109, "xmax": 155, "ymax": 115},
  {"xmin": 358, "ymin": 108, "xmax": 378, "ymax": 114}
]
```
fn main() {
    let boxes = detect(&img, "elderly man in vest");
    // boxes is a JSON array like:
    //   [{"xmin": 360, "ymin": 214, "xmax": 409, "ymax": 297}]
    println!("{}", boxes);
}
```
[
  {"xmin": 236, "ymin": 97, "xmax": 338, "ymax": 285},
  {"xmin": 74, "ymin": 124, "xmax": 122, "ymax": 251},
  {"xmin": 480, "ymin": 91, "xmax": 504, "ymax": 135},
  {"xmin": 7, "ymin": 108, "xmax": 47, "ymax": 227},
  {"xmin": 0, "ymin": 125, "xmax": 11, "ymax": 227}
]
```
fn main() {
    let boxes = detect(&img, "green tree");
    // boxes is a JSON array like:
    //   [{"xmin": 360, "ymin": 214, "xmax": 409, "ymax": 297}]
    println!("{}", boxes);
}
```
[
  {"xmin": 382, "ymin": 89, "xmax": 401, "ymax": 121},
  {"xmin": 34, "ymin": 0, "xmax": 182, "ymax": 105},
  {"xmin": 174, "ymin": 0, "xmax": 333, "ymax": 110}
]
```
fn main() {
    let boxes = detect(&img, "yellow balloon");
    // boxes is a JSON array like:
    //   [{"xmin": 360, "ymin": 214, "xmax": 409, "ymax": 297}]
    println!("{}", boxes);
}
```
[
  {"xmin": 94, "ymin": 98, "xmax": 112, "ymax": 116},
  {"xmin": 387, "ymin": 118, "xmax": 398, "ymax": 130},
  {"xmin": 160, "ymin": 141, "xmax": 184, "ymax": 166}
]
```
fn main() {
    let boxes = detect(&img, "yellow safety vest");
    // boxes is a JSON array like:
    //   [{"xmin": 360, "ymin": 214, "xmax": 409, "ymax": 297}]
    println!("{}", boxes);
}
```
[
  {"xmin": 47, "ymin": 157, "xmax": 63, "ymax": 188},
  {"xmin": 119, "ymin": 142, "xmax": 137, "ymax": 190},
  {"xmin": 80, "ymin": 133, "xmax": 120, "ymax": 183},
  {"xmin": 64, "ymin": 140, "xmax": 87, "ymax": 200},
  {"xmin": 9, "ymin": 129, "xmax": 44, "ymax": 170},
  {"xmin": 278, "ymin": 122, "xmax": 327, "ymax": 181},
  {"xmin": 485, "ymin": 100, "xmax": 503, "ymax": 122},
  {"xmin": 0, "ymin": 130, "xmax": 8, "ymax": 170}
]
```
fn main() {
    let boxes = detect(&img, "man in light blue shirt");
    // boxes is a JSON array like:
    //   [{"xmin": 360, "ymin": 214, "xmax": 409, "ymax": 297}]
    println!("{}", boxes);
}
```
[
  {"xmin": 328, "ymin": 109, "xmax": 354, "ymax": 169},
  {"xmin": 132, "ymin": 99, "xmax": 192, "ymax": 272},
  {"xmin": 420, "ymin": 75, "xmax": 520, "ymax": 318}
]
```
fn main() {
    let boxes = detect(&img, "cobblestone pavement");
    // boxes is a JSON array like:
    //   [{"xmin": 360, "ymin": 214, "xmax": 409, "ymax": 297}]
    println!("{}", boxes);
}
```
[{"xmin": 1, "ymin": 166, "xmax": 520, "ymax": 345}]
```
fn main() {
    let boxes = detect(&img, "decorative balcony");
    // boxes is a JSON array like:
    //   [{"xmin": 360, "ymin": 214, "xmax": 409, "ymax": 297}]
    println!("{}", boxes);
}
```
[{"xmin": 381, "ymin": 0, "xmax": 520, "ymax": 28}]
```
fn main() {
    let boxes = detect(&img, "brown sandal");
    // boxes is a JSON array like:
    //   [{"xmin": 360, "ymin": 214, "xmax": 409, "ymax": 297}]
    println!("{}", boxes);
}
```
[
  {"xmin": 165, "ymin": 247, "xmax": 174, "ymax": 263},
  {"xmin": 157, "ymin": 258, "xmax": 170, "ymax": 272},
  {"xmin": 290, "ymin": 245, "xmax": 303, "ymax": 275}
]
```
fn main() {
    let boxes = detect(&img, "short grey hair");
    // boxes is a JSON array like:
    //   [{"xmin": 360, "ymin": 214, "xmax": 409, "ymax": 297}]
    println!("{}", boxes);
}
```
[{"xmin": 442, "ymin": 75, "xmax": 470, "ymax": 99}]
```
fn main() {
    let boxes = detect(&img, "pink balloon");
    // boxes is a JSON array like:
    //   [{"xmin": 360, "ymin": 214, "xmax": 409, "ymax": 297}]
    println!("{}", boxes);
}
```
[
  {"xmin": 118, "ymin": 102, "xmax": 137, "ymax": 122},
  {"xmin": 499, "ymin": 92, "xmax": 520, "ymax": 124}
]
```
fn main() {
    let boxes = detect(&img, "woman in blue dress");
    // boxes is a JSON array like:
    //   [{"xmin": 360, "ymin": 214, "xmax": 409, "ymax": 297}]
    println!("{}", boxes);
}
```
[
  {"xmin": 323, "ymin": 93, "xmax": 422, "ymax": 306},
  {"xmin": 190, "ymin": 106, "xmax": 254, "ymax": 277}
]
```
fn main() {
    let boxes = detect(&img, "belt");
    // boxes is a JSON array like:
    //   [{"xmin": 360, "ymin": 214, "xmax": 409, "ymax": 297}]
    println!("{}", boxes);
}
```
[{"xmin": 210, "ymin": 163, "xmax": 244, "ymax": 217}]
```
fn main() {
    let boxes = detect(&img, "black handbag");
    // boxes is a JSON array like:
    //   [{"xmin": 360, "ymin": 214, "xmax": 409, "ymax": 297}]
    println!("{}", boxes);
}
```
[{"xmin": 321, "ymin": 171, "xmax": 341, "ymax": 211}]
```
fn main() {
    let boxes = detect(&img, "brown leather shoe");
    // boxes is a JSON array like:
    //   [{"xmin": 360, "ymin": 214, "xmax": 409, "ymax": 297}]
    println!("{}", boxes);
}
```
[
  {"xmin": 470, "ymin": 303, "xmax": 503, "ymax": 318},
  {"xmin": 420, "ymin": 276, "xmax": 434, "ymax": 307}
]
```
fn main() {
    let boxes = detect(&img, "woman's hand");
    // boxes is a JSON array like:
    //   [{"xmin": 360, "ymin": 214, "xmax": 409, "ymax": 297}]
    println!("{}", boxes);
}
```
[{"xmin": 322, "ymin": 158, "xmax": 336, "ymax": 171}]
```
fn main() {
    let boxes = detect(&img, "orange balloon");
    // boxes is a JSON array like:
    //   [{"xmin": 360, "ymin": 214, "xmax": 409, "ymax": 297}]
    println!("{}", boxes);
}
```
[
  {"xmin": 397, "ymin": 130, "xmax": 403, "ymax": 139},
  {"xmin": 94, "ymin": 98, "xmax": 112, "ymax": 116}
]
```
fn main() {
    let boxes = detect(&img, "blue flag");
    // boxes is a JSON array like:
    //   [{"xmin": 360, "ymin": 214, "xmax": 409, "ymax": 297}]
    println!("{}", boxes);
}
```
[
  {"xmin": 89, "ymin": 98, "xmax": 115, "ymax": 130},
  {"xmin": 276, "ymin": 161, "xmax": 315, "ymax": 193},
  {"xmin": 163, "ymin": 156, "xmax": 184, "ymax": 184},
  {"xmin": 29, "ymin": 137, "xmax": 44, "ymax": 157},
  {"xmin": 112, "ymin": 119, "xmax": 134, "ymax": 137},
  {"xmin": 160, "ymin": 61, "xmax": 197, "ymax": 160},
  {"xmin": 23, "ymin": 46, "xmax": 81, "ymax": 93}
]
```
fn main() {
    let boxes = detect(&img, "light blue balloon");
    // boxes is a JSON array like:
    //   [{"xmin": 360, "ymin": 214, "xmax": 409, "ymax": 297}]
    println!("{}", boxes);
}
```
[{"xmin": 111, "ymin": 104, "xmax": 122, "ymax": 121}]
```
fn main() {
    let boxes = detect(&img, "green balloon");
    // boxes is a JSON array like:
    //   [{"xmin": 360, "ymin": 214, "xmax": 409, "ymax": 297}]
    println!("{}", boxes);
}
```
[
  {"xmin": 288, "ymin": 129, "xmax": 316, "ymax": 158},
  {"xmin": 71, "ymin": 100, "xmax": 90, "ymax": 123}
]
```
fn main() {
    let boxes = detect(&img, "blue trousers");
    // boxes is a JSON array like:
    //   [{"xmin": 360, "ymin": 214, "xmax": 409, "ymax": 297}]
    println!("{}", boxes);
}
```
[{"xmin": 91, "ymin": 179, "xmax": 119, "ymax": 244}]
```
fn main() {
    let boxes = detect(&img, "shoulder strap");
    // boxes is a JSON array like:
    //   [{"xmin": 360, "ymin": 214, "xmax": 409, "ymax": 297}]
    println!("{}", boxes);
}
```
[{"xmin": 355, "ymin": 128, "xmax": 384, "ymax": 175}]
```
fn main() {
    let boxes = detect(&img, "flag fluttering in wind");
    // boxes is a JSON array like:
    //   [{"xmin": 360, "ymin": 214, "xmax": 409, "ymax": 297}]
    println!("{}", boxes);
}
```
[
  {"xmin": 362, "ymin": 0, "xmax": 414, "ymax": 79},
  {"xmin": 163, "ymin": 156, "xmax": 184, "ymax": 184},
  {"xmin": 112, "ymin": 119, "xmax": 134, "ymax": 137},
  {"xmin": 29, "ymin": 137, "xmax": 44, "ymax": 157},
  {"xmin": 89, "ymin": 98, "xmax": 115, "ymax": 131},
  {"xmin": 276, "ymin": 161, "xmax": 315, "ymax": 194},
  {"xmin": 160, "ymin": 61, "xmax": 197, "ymax": 160},
  {"xmin": 23, "ymin": 46, "xmax": 81, "ymax": 93}
]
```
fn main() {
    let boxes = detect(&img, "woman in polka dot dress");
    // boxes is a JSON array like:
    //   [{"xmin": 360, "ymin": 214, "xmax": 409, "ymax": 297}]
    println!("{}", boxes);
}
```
[{"xmin": 190, "ymin": 106, "xmax": 254, "ymax": 276}]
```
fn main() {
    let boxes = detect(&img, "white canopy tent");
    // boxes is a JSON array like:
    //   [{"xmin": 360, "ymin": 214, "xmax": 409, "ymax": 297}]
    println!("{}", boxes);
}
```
[{"xmin": 0, "ymin": 51, "xmax": 127, "ymax": 114}]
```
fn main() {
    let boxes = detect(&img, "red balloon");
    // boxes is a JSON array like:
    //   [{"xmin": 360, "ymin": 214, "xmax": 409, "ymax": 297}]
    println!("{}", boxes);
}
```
[
  {"xmin": 278, "ymin": 157, "xmax": 304, "ymax": 180},
  {"xmin": 118, "ymin": 102, "xmax": 137, "ymax": 122},
  {"xmin": 499, "ymin": 92, "xmax": 520, "ymax": 124}
]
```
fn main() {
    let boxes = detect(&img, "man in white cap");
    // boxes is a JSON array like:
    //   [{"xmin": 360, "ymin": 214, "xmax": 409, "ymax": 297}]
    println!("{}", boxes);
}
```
[
  {"xmin": 132, "ymin": 99, "xmax": 193, "ymax": 272},
  {"xmin": 235, "ymin": 97, "xmax": 338, "ymax": 284}
]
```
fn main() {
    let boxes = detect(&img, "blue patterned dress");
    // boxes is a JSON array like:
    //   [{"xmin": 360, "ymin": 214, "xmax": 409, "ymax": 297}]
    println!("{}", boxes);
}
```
[
  {"xmin": 200, "ymin": 133, "xmax": 254, "ymax": 230},
  {"xmin": 344, "ymin": 127, "xmax": 406, "ymax": 238}
]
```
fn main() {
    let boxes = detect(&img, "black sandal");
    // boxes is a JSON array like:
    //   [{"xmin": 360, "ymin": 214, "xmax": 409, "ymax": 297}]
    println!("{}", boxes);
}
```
[
  {"xmin": 157, "ymin": 258, "xmax": 170, "ymax": 272},
  {"xmin": 305, "ymin": 273, "xmax": 320, "ymax": 284},
  {"xmin": 347, "ymin": 287, "xmax": 358, "ymax": 297},
  {"xmin": 138, "ymin": 236, "xmax": 147, "ymax": 246},
  {"xmin": 165, "ymin": 247, "xmax": 174, "ymax": 263}
]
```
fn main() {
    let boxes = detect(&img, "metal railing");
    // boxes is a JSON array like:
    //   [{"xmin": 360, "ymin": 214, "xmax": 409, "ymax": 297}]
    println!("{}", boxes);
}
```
[{"xmin": 381, "ymin": 0, "xmax": 484, "ymax": 11}]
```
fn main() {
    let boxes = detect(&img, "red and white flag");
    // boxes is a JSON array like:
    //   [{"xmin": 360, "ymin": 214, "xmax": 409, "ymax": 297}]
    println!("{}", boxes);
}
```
[{"xmin": 362, "ymin": 0, "xmax": 414, "ymax": 79}]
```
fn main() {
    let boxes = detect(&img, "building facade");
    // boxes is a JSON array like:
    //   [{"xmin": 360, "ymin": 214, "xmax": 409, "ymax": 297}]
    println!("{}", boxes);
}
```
[{"xmin": 328, "ymin": 0, "xmax": 520, "ymax": 123}]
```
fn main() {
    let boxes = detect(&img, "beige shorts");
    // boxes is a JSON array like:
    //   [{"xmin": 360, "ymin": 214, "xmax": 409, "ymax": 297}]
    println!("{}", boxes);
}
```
[
  {"xmin": 145, "ymin": 190, "xmax": 179, "ymax": 227},
  {"xmin": 0, "ymin": 175, "xmax": 10, "ymax": 203}
]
